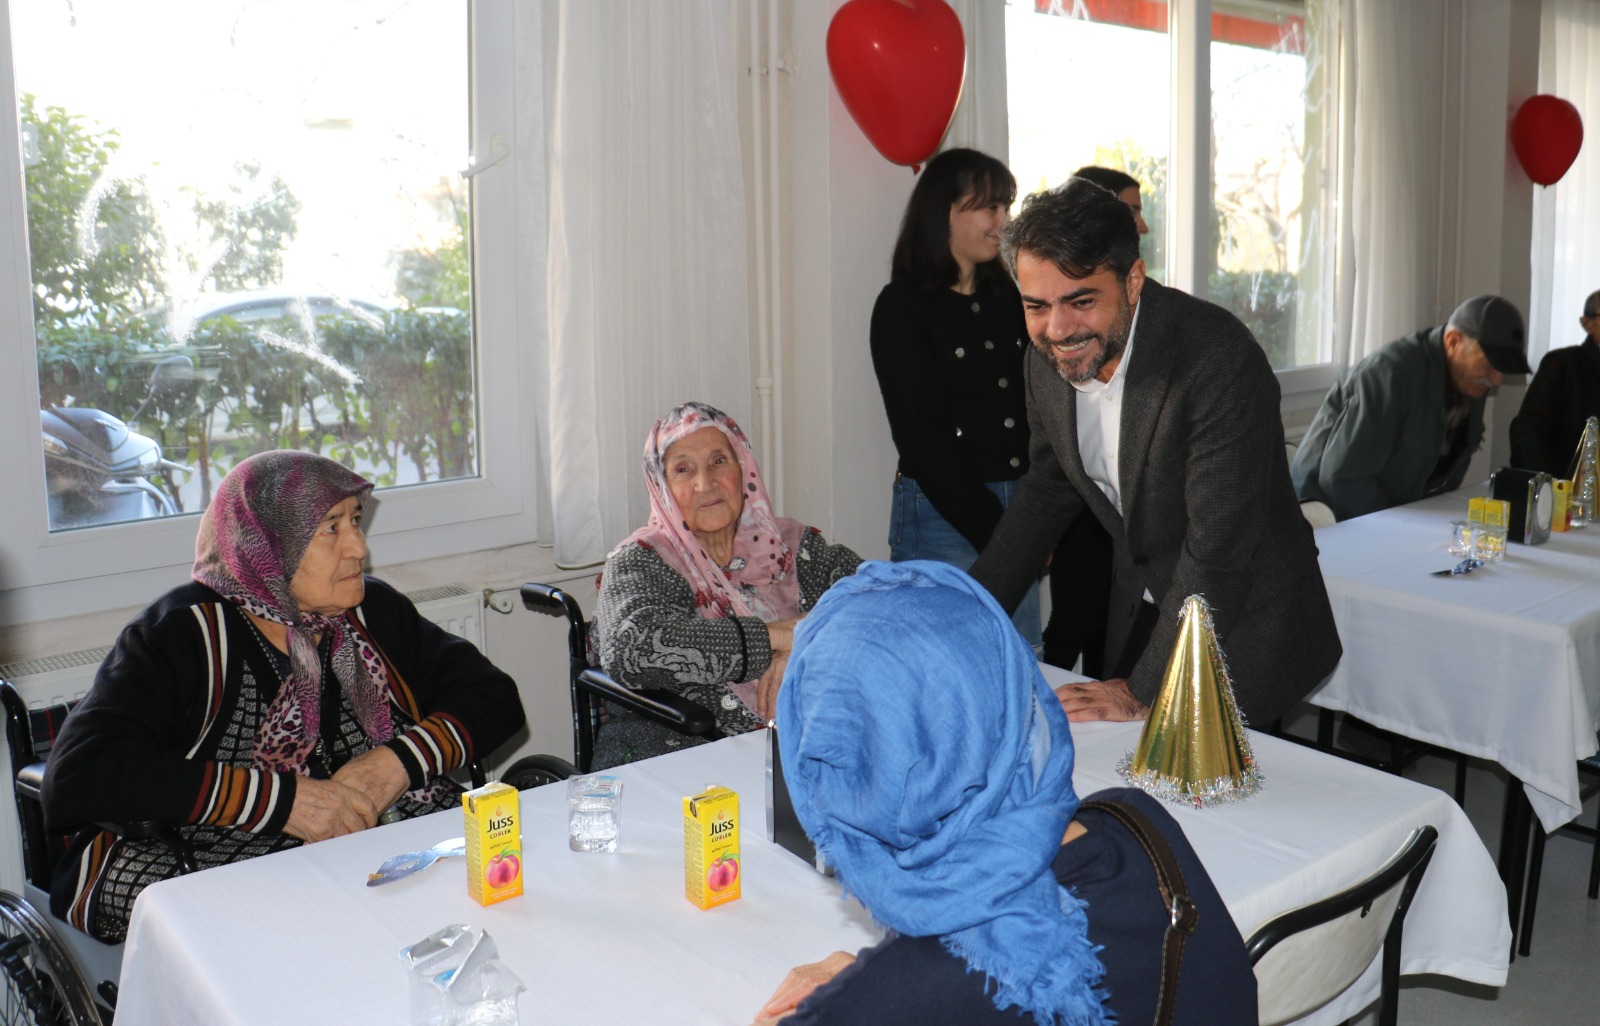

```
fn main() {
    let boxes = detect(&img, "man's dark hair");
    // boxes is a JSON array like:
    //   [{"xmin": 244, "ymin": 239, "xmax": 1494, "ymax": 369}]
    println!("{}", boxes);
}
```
[
  {"xmin": 1584, "ymin": 288, "xmax": 1600, "ymax": 319},
  {"xmin": 1001, "ymin": 177, "xmax": 1142, "ymax": 282},
  {"xmin": 891, "ymin": 147, "xmax": 1017, "ymax": 292},
  {"xmin": 1071, "ymin": 165, "xmax": 1140, "ymax": 196}
]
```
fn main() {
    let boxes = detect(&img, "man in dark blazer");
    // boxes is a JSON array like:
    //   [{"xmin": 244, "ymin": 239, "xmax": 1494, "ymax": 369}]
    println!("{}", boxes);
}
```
[{"xmin": 969, "ymin": 178, "xmax": 1340, "ymax": 726}]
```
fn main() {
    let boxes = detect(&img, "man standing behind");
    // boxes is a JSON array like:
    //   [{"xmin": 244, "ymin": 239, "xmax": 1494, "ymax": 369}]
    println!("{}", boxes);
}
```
[
  {"xmin": 1292, "ymin": 295, "xmax": 1530, "ymax": 521},
  {"xmin": 969, "ymin": 178, "xmax": 1340, "ymax": 726},
  {"xmin": 1509, "ymin": 288, "xmax": 1600, "ymax": 476}
]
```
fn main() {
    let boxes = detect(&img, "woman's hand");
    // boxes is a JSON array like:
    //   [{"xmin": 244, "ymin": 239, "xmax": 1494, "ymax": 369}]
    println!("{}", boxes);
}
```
[
  {"xmin": 765, "ymin": 618, "xmax": 800, "ymax": 655},
  {"xmin": 283, "ymin": 777, "xmax": 380, "ymax": 842},
  {"xmin": 333, "ymin": 746, "xmax": 411, "ymax": 815},
  {"xmin": 756, "ymin": 650, "xmax": 789, "ymax": 721},
  {"xmin": 753, "ymin": 950, "xmax": 857, "ymax": 1024}
]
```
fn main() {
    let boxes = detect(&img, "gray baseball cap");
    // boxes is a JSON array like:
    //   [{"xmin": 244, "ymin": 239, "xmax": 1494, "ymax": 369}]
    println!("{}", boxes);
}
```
[{"xmin": 1448, "ymin": 294, "xmax": 1530, "ymax": 375}]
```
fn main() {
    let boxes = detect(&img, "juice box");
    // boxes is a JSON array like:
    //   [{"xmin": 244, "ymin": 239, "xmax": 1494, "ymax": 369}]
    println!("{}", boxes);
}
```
[
  {"xmin": 1467, "ymin": 496, "xmax": 1486, "ymax": 524},
  {"xmin": 1485, "ymin": 498, "xmax": 1510, "ymax": 527},
  {"xmin": 683, "ymin": 785, "xmax": 740, "ymax": 910},
  {"xmin": 462, "ymin": 781, "xmax": 522, "ymax": 906},
  {"xmin": 1553, "ymin": 479, "xmax": 1572, "ymax": 531}
]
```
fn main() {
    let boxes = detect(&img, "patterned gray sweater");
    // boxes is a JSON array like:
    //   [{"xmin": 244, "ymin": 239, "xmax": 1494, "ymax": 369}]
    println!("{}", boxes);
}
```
[{"xmin": 592, "ymin": 528, "xmax": 861, "ymax": 749}]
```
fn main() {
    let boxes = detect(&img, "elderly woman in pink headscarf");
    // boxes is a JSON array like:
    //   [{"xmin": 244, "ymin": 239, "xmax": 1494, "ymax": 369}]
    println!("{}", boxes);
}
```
[
  {"xmin": 591, "ymin": 402, "xmax": 862, "ymax": 767},
  {"xmin": 41, "ymin": 450, "xmax": 524, "ymax": 943}
]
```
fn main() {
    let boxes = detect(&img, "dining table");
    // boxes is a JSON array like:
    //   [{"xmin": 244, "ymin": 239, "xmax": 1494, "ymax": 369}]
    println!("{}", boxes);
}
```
[
  {"xmin": 112, "ymin": 681, "xmax": 1509, "ymax": 1026},
  {"xmin": 1308, "ymin": 485, "xmax": 1600, "ymax": 837}
]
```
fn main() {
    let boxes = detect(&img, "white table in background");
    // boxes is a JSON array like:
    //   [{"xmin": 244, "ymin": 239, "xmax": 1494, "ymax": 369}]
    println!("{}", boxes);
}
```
[
  {"xmin": 113, "ymin": 723, "xmax": 1508, "ymax": 1025},
  {"xmin": 1309, "ymin": 487, "xmax": 1600, "ymax": 833}
]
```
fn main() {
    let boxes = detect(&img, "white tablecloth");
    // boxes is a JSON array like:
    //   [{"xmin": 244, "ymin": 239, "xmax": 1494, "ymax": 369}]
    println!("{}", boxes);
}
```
[
  {"xmin": 1310, "ymin": 487, "xmax": 1600, "ymax": 831},
  {"xmin": 115, "ymin": 722, "xmax": 1508, "ymax": 1026}
]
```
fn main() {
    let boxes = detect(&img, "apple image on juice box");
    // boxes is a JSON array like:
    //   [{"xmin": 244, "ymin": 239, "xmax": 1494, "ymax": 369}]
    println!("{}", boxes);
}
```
[
  {"xmin": 463, "ymin": 781, "xmax": 523, "ymax": 906},
  {"xmin": 683, "ymin": 785, "xmax": 740, "ymax": 909}
]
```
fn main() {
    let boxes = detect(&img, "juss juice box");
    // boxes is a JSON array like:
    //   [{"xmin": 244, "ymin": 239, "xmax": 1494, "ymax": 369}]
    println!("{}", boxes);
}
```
[
  {"xmin": 463, "ymin": 781, "xmax": 523, "ymax": 906},
  {"xmin": 1553, "ymin": 479, "xmax": 1572, "ymax": 531},
  {"xmin": 683, "ymin": 785, "xmax": 741, "ymax": 909}
]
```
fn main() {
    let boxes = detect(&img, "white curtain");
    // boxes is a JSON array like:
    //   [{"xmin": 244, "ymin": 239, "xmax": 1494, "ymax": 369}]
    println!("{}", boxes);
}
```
[
  {"xmin": 1529, "ymin": 0, "xmax": 1600, "ymax": 365},
  {"xmin": 1335, "ymin": 0, "xmax": 1448, "ymax": 367},
  {"xmin": 544, "ymin": 0, "xmax": 752, "ymax": 568}
]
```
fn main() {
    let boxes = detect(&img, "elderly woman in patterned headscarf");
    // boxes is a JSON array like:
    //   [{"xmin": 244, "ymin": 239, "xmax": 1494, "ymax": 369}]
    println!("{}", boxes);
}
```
[
  {"xmin": 41, "ymin": 450, "xmax": 524, "ymax": 943},
  {"xmin": 591, "ymin": 401, "xmax": 862, "ymax": 767}
]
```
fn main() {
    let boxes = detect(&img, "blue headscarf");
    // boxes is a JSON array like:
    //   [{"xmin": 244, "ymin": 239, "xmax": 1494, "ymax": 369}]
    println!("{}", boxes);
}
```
[{"xmin": 778, "ymin": 561, "xmax": 1109, "ymax": 1025}]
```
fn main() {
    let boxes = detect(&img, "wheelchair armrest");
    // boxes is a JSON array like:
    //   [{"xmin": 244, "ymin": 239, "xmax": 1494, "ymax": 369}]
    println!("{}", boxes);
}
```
[
  {"xmin": 15, "ymin": 760, "xmax": 45, "ymax": 803},
  {"xmin": 576, "ymin": 669, "xmax": 720, "ymax": 737}
]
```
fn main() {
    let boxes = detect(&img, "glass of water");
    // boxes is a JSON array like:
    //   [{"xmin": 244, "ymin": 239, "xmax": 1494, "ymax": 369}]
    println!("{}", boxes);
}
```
[{"xmin": 567, "ymin": 775, "xmax": 623, "ymax": 853}]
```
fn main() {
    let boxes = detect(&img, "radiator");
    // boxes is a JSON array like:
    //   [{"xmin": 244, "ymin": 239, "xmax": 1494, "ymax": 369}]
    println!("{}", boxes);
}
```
[{"xmin": 0, "ymin": 585, "xmax": 488, "ymax": 893}]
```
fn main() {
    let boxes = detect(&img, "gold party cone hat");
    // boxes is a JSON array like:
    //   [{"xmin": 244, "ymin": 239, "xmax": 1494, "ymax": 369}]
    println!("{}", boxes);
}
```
[
  {"xmin": 1567, "ymin": 417, "xmax": 1599, "ymax": 527},
  {"xmin": 1117, "ymin": 594, "xmax": 1261, "ymax": 807}
]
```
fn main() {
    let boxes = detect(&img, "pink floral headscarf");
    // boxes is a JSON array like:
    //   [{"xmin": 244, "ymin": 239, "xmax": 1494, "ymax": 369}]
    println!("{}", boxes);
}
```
[
  {"xmin": 193, "ymin": 450, "xmax": 394, "ymax": 775},
  {"xmin": 623, "ymin": 403, "xmax": 807, "ymax": 703}
]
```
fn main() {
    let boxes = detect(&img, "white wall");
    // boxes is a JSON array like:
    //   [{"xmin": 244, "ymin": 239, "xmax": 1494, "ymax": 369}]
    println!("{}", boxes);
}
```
[{"xmin": 773, "ymin": 1, "xmax": 907, "ymax": 559}]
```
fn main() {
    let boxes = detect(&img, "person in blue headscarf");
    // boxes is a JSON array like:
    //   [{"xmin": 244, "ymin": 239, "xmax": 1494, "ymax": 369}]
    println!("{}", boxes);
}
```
[{"xmin": 754, "ymin": 560, "xmax": 1256, "ymax": 1026}]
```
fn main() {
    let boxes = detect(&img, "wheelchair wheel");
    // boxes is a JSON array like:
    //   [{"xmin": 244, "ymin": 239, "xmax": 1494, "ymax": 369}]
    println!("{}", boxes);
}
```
[
  {"xmin": 501, "ymin": 754, "xmax": 576, "ymax": 789},
  {"xmin": 0, "ymin": 892, "xmax": 101, "ymax": 1026}
]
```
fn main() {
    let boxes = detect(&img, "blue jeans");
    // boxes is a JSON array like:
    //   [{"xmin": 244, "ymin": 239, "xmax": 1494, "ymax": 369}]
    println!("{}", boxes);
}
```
[{"xmin": 888, "ymin": 475, "xmax": 1042, "ymax": 647}]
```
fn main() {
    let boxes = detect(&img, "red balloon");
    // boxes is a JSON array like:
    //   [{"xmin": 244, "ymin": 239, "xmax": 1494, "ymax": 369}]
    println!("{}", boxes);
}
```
[
  {"xmin": 827, "ymin": 0, "xmax": 966, "ymax": 168},
  {"xmin": 1511, "ymin": 94, "xmax": 1584, "ymax": 186}
]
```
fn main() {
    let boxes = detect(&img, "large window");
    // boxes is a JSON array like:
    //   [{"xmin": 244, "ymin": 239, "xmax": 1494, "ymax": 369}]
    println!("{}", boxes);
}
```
[
  {"xmin": 0, "ymin": 0, "xmax": 538, "ymax": 622},
  {"xmin": 1005, "ymin": 0, "xmax": 1340, "ymax": 375},
  {"xmin": 16, "ymin": 0, "xmax": 474, "ymax": 531}
]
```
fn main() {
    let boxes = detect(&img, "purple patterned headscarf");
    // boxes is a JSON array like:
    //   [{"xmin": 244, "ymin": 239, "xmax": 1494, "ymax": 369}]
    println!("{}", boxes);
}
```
[{"xmin": 193, "ymin": 450, "xmax": 393, "ymax": 775}]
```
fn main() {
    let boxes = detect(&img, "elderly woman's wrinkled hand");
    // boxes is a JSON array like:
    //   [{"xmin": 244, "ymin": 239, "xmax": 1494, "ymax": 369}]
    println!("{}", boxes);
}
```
[
  {"xmin": 283, "ymin": 776, "xmax": 382, "ymax": 842},
  {"xmin": 1053, "ymin": 678, "xmax": 1149, "ymax": 723},
  {"xmin": 765, "ymin": 617, "xmax": 800, "ymax": 655},
  {"xmin": 753, "ymin": 950, "xmax": 857, "ymax": 1024},
  {"xmin": 332, "ymin": 746, "xmax": 411, "ymax": 818},
  {"xmin": 756, "ymin": 650, "xmax": 789, "ymax": 722}
]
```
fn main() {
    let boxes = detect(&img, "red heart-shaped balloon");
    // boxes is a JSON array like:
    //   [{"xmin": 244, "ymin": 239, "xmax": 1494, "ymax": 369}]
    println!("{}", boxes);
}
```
[
  {"xmin": 826, "ymin": 0, "xmax": 966, "ymax": 168},
  {"xmin": 1511, "ymin": 94, "xmax": 1584, "ymax": 186}
]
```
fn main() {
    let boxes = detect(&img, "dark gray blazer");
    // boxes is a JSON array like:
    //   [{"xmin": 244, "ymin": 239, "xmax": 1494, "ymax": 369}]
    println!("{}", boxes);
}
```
[{"xmin": 970, "ymin": 281, "xmax": 1341, "ymax": 724}]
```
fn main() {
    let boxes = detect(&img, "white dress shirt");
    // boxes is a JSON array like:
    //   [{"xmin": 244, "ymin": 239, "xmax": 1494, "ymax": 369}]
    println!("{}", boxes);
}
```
[{"xmin": 1070, "ymin": 302, "xmax": 1141, "ymax": 514}]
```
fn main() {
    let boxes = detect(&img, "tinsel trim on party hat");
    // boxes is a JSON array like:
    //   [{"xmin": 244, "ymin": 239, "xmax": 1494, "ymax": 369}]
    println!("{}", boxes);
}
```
[
  {"xmin": 1117, "ymin": 594, "xmax": 1262, "ymax": 809},
  {"xmin": 1567, "ymin": 416, "xmax": 1598, "ymax": 527}
]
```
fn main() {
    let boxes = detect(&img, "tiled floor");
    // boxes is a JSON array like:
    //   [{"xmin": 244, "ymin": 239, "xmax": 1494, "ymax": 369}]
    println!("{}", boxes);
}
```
[{"xmin": 1278, "ymin": 709, "xmax": 1599, "ymax": 1025}]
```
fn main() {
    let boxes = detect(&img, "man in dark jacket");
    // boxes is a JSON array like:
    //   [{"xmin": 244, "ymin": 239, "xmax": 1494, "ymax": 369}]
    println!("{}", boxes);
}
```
[
  {"xmin": 1509, "ymin": 288, "xmax": 1600, "ymax": 477},
  {"xmin": 1291, "ymin": 295, "xmax": 1531, "ymax": 522},
  {"xmin": 968, "ymin": 178, "xmax": 1340, "ymax": 727}
]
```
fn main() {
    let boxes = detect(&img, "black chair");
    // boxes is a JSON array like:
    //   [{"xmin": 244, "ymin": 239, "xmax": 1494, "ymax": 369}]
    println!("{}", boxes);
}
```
[
  {"xmin": 1515, "ymin": 751, "xmax": 1600, "ymax": 956},
  {"xmin": 519, "ymin": 583, "xmax": 719, "ymax": 773},
  {"xmin": 1245, "ymin": 824, "xmax": 1438, "ymax": 1026}
]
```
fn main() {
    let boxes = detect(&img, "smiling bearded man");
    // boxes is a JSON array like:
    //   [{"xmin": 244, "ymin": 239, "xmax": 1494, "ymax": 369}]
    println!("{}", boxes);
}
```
[{"xmin": 968, "ymin": 176, "xmax": 1341, "ymax": 728}]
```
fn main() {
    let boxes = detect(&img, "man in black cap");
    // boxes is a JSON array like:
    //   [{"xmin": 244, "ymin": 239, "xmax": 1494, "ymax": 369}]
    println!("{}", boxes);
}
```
[{"xmin": 1291, "ymin": 294, "xmax": 1531, "ymax": 521}]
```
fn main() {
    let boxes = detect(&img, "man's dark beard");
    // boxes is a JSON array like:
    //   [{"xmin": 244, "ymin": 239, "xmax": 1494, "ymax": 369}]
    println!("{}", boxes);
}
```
[{"xmin": 1035, "ymin": 296, "xmax": 1133, "ymax": 384}]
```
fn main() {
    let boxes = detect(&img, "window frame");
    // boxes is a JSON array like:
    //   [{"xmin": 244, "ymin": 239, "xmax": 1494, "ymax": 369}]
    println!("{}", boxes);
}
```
[
  {"xmin": 0, "ymin": 0, "xmax": 544, "ymax": 625},
  {"xmin": 1006, "ymin": 0, "xmax": 1341, "ymax": 400}
]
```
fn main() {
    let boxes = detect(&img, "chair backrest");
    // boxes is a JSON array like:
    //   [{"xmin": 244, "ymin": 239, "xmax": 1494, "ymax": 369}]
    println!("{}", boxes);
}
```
[
  {"xmin": 1245, "ymin": 824, "xmax": 1438, "ymax": 1026},
  {"xmin": 1, "ymin": 680, "xmax": 76, "ymax": 891}
]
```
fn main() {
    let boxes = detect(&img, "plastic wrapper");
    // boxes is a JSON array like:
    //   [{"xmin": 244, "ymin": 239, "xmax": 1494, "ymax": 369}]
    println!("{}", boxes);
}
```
[{"xmin": 401, "ymin": 924, "xmax": 524, "ymax": 1026}]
